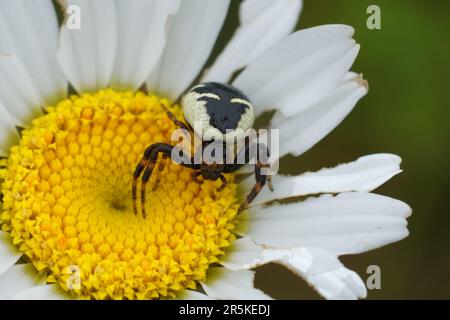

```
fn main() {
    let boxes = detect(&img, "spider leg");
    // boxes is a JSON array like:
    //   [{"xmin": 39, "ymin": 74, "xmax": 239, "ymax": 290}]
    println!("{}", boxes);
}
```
[
  {"xmin": 135, "ymin": 143, "xmax": 200, "ymax": 218},
  {"xmin": 161, "ymin": 104, "xmax": 194, "ymax": 159},
  {"xmin": 267, "ymin": 175, "xmax": 274, "ymax": 192},
  {"xmin": 132, "ymin": 145, "xmax": 157, "ymax": 216},
  {"xmin": 152, "ymin": 153, "xmax": 168, "ymax": 191},
  {"xmin": 192, "ymin": 171, "xmax": 203, "ymax": 184},
  {"xmin": 132, "ymin": 162, "xmax": 146, "ymax": 216},
  {"xmin": 161, "ymin": 104, "xmax": 191, "ymax": 132},
  {"xmin": 255, "ymin": 140, "xmax": 274, "ymax": 192},
  {"xmin": 238, "ymin": 161, "xmax": 267, "ymax": 213},
  {"xmin": 140, "ymin": 144, "xmax": 173, "ymax": 219},
  {"xmin": 228, "ymin": 139, "xmax": 272, "ymax": 213},
  {"xmin": 223, "ymin": 136, "xmax": 251, "ymax": 173},
  {"xmin": 217, "ymin": 174, "xmax": 227, "ymax": 192},
  {"xmin": 141, "ymin": 162, "xmax": 158, "ymax": 219}
]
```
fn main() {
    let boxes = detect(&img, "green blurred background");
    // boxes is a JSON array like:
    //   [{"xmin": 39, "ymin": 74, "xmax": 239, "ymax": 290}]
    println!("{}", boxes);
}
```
[{"xmin": 212, "ymin": 0, "xmax": 450, "ymax": 299}]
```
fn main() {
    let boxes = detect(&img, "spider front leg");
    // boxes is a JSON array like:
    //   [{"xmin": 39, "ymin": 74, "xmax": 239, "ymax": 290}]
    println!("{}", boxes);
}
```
[
  {"xmin": 238, "ymin": 161, "xmax": 267, "ymax": 213},
  {"xmin": 150, "ymin": 106, "xmax": 194, "ymax": 191},
  {"xmin": 161, "ymin": 104, "xmax": 192, "ymax": 132},
  {"xmin": 133, "ymin": 143, "xmax": 198, "ymax": 218},
  {"xmin": 267, "ymin": 175, "xmax": 274, "ymax": 192},
  {"xmin": 141, "ymin": 143, "xmax": 177, "ymax": 218},
  {"xmin": 152, "ymin": 153, "xmax": 168, "ymax": 191},
  {"xmin": 192, "ymin": 171, "xmax": 203, "ymax": 184},
  {"xmin": 217, "ymin": 175, "xmax": 227, "ymax": 192},
  {"xmin": 224, "ymin": 138, "xmax": 273, "ymax": 213},
  {"xmin": 132, "ymin": 145, "xmax": 158, "ymax": 216},
  {"xmin": 258, "ymin": 162, "xmax": 274, "ymax": 191}
]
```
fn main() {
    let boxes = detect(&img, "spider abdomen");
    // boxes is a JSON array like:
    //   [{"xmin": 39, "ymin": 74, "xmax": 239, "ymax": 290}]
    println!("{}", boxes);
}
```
[{"xmin": 182, "ymin": 82, "xmax": 254, "ymax": 141}]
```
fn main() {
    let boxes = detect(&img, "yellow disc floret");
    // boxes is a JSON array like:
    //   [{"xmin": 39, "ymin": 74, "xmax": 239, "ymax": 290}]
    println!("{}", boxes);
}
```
[{"xmin": 0, "ymin": 89, "xmax": 239, "ymax": 300}]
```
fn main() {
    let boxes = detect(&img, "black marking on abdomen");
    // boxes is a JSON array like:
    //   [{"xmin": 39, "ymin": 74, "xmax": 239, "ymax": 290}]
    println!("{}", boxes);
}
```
[{"xmin": 193, "ymin": 82, "xmax": 251, "ymax": 133}]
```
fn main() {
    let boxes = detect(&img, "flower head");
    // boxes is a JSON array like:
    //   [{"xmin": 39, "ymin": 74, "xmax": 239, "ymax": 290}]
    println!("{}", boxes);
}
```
[{"xmin": 0, "ymin": 0, "xmax": 411, "ymax": 300}]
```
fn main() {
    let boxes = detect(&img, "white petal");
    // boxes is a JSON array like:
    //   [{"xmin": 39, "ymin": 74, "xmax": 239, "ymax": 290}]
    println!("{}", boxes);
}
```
[
  {"xmin": 203, "ymin": 0, "xmax": 302, "ymax": 83},
  {"xmin": 269, "ymin": 70, "xmax": 362, "ymax": 126},
  {"xmin": 111, "ymin": 0, "xmax": 180, "ymax": 90},
  {"xmin": 275, "ymin": 73, "xmax": 368, "ymax": 157},
  {"xmin": 220, "ymin": 240, "xmax": 366, "ymax": 299},
  {"xmin": 263, "ymin": 247, "xmax": 367, "ymax": 299},
  {"xmin": 201, "ymin": 267, "xmax": 271, "ymax": 300},
  {"xmin": 0, "ymin": 0, "xmax": 67, "ymax": 108},
  {"xmin": 220, "ymin": 237, "xmax": 264, "ymax": 271},
  {"xmin": 237, "ymin": 192, "xmax": 411, "ymax": 255},
  {"xmin": 0, "ymin": 231, "xmax": 22, "ymax": 277},
  {"xmin": 147, "ymin": 0, "xmax": 230, "ymax": 100},
  {"xmin": 57, "ymin": 0, "xmax": 117, "ymax": 93},
  {"xmin": 11, "ymin": 284, "xmax": 67, "ymax": 300},
  {"xmin": 235, "ymin": 72, "xmax": 366, "ymax": 171},
  {"xmin": 178, "ymin": 290, "xmax": 214, "ymax": 300},
  {"xmin": 240, "ymin": 0, "xmax": 278, "ymax": 24},
  {"xmin": 233, "ymin": 25, "xmax": 359, "ymax": 118},
  {"xmin": 0, "ymin": 100, "xmax": 20, "ymax": 156},
  {"xmin": 243, "ymin": 154, "xmax": 402, "ymax": 205},
  {"xmin": 0, "ymin": 264, "xmax": 45, "ymax": 299},
  {"xmin": 0, "ymin": 54, "xmax": 43, "ymax": 125}
]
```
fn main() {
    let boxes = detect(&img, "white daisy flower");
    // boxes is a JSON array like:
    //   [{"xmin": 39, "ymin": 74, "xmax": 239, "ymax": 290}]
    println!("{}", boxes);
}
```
[{"xmin": 0, "ymin": 0, "xmax": 411, "ymax": 300}]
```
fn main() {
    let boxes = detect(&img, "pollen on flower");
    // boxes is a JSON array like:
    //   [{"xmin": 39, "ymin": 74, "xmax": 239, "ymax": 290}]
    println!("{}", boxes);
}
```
[{"xmin": 0, "ymin": 89, "xmax": 239, "ymax": 300}]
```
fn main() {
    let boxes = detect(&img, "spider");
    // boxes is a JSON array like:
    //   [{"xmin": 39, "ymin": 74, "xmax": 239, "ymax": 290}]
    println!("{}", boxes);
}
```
[{"xmin": 132, "ymin": 82, "xmax": 273, "ymax": 218}]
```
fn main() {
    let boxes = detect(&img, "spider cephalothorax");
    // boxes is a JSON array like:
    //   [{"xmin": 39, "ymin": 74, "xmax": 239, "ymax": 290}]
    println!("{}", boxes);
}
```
[{"xmin": 133, "ymin": 82, "xmax": 272, "ymax": 218}]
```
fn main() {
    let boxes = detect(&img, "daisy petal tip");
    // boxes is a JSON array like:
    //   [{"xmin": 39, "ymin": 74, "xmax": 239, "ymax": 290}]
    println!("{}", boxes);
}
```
[
  {"xmin": 358, "ymin": 74, "xmax": 369, "ymax": 92},
  {"xmin": 319, "ymin": 24, "xmax": 355, "ymax": 37},
  {"xmin": 351, "ymin": 72, "xmax": 369, "ymax": 94},
  {"xmin": 380, "ymin": 153, "xmax": 402, "ymax": 163},
  {"xmin": 404, "ymin": 203, "xmax": 413, "ymax": 219},
  {"xmin": 390, "ymin": 197, "xmax": 412, "ymax": 219}
]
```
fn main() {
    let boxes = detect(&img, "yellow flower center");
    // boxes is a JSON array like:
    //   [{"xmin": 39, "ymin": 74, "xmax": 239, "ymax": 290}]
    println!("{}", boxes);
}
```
[{"xmin": 0, "ymin": 89, "xmax": 239, "ymax": 300}]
